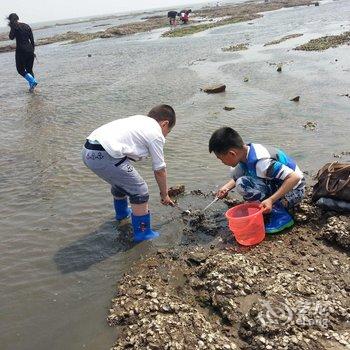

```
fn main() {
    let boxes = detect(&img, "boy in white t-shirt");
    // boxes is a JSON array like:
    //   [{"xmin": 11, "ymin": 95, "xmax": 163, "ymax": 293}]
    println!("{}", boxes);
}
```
[{"xmin": 82, "ymin": 105, "xmax": 175, "ymax": 242}]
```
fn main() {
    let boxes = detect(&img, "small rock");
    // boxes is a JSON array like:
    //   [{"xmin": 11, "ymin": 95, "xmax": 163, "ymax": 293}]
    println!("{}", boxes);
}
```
[
  {"xmin": 315, "ymin": 1, "xmax": 319, "ymax": 6},
  {"xmin": 290, "ymin": 95, "xmax": 300, "ymax": 102},
  {"xmin": 222, "ymin": 43, "xmax": 248, "ymax": 52},
  {"xmin": 198, "ymin": 340, "xmax": 205, "ymax": 348},
  {"xmin": 168, "ymin": 185, "xmax": 185, "ymax": 197},
  {"xmin": 303, "ymin": 121, "xmax": 317, "ymax": 130},
  {"xmin": 277, "ymin": 64, "xmax": 282, "ymax": 72},
  {"xmin": 243, "ymin": 77, "xmax": 249, "ymax": 82},
  {"xmin": 223, "ymin": 106, "xmax": 235, "ymax": 111},
  {"xmin": 87, "ymin": 54, "xmax": 92, "ymax": 57},
  {"xmin": 307, "ymin": 267, "xmax": 315, "ymax": 272},
  {"xmin": 201, "ymin": 84, "xmax": 226, "ymax": 93},
  {"xmin": 99, "ymin": 33, "xmax": 113, "ymax": 39}
]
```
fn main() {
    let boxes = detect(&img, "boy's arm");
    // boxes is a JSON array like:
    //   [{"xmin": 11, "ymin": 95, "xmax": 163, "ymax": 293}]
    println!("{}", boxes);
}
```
[
  {"xmin": 217, "ymin": 179, "xmax": 236, "ymax": 199},
  {"xmin": 9, "ymin": 28, "xmax": 15, "ymax": 40},
  {"xmin": 216, "ymin": 164, "xmax": 244, "ymax": 198},
  {"xmin": 154, "ymin": 168, "xmax": 174, "ymax": 206},
  {"xmin": 260, "ymin": 171, "xmax": 301, "ymax": 213},
  {"xmin": 148, "ymin": 137, "xmax": 174, "ymax": 206},
  {"xmin": 28, "ymin": 26, "xmax": 35, "ymax": 50}
]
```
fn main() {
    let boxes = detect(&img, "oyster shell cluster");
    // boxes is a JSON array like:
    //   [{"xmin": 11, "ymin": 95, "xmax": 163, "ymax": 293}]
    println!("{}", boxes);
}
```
[
  {"xmin": 321, "ymin": 216, "xmax": 350, "ymax": 250},
  {"xmin": 107, "ymin": 189, "xmax": 349, "ymax": 349}
]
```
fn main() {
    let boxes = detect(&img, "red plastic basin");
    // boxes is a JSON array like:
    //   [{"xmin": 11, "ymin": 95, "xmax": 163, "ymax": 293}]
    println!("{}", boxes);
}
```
[{"xmin": 225, "ymin": 202, "xmax": 265, "ymax": 246}]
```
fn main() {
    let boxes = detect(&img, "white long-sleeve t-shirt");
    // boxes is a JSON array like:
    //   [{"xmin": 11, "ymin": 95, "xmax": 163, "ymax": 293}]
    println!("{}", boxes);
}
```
[{"xmin": 87, "ymin": 115, "xmax": 166, "ymax": 171}]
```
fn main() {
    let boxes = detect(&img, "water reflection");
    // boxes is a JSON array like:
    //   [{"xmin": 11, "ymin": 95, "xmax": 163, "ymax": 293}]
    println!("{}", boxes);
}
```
[{"xmin": 54, "ymin": 221, "xmax": 136, "ymax": 273}]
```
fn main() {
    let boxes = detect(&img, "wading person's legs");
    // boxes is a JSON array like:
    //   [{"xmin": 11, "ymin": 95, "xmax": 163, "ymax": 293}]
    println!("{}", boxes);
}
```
[
  {"xmin": 24, "ymin": 53, "xmax": 35, "ymax": 77},
  {"xmin": 15, "ymin": 51, "xmax": 26, "ymax": 77},
  {"xmin": 82, "ymin": 147, "xmax": 159, "ymax": 242},
  {"xmin": 17, "ymin": 51, "xmax": 37, "ymax": 90},
  {"xmin": 24, "ymin": 52, "xmax": 37, "ymax": 91}
]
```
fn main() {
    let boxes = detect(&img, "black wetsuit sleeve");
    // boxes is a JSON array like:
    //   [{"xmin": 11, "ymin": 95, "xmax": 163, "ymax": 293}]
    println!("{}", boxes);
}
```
[
  {"xmin": 28, "ymin": 26, "xmax": 35, "ymax": 50},
  {"xmin": 9, "ymin": 28, "xmax": 15, "ymax": 40}
]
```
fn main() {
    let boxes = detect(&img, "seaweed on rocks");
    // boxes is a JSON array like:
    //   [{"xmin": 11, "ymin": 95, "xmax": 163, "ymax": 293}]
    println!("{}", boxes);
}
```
[
  {"xmin": 264, "ymin": 33, "xmax": 303, "ymax": 46},
  {"xmin": 222, "ymin": 43, "xmax": 249, "ymax": 52},
  {"xmin": 295, "ymin": 31, "xmax": 350, "ymax": 51}
]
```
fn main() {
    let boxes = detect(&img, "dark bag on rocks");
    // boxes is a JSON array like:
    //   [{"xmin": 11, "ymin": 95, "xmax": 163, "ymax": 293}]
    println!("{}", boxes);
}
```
[
  {"xmin": 312, "ymin": 162, "xmax": 350, "ymax": 202},
  {"xmin": 315, "ymin": 197, "xmax": 350, "ymax": 212}
]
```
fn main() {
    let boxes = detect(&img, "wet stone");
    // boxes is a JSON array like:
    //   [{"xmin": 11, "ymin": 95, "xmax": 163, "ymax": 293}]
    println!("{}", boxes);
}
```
[
  {"xmin": 290, "ymin": 95, "xmax": 300, "ymax": 102},
  {"xmin": 168, "ymin": 185, "xmax": 185, "ymax": 197},
  {"xmin": 201, "ymin": 84, "xmax": 226, "ymax": 93},
  {"xmin": 303, "ymin": 121, "xmax": 317, "ymax": 130}
]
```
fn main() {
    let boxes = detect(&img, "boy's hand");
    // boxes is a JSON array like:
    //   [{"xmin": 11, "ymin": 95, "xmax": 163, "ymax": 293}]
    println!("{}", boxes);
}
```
[
  {"xmin": 259, "ymin": 198, "xmax": 273, "ymax": 214},
  {"xmin": 161, "ymin": 194, "xmax": 175, "ymax": 206},
  {"xmin": 216, "ymin": 187, "xmax": 229, "ymax": 199}
]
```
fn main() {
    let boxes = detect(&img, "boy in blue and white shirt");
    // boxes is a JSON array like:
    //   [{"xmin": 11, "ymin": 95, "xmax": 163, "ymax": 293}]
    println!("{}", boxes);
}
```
[{"xmin": 209, "ymin": 127, "xmax": 305, "ymax": 233}]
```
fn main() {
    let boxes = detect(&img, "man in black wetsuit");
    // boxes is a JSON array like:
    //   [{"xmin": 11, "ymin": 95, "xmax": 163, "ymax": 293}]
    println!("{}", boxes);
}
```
[{"xmin": 8, "ymin": 13, "xmax": 38, "ymax": 91}]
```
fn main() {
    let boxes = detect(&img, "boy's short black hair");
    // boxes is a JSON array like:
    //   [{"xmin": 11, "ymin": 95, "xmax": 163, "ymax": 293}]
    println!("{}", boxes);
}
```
[
  {"xmin": 148, "ymin": 104, "xmax": 176, "ymax": 128},
  {"xmin": 209, "ymin": 127, "xmax": 244, "ymax": 154}
]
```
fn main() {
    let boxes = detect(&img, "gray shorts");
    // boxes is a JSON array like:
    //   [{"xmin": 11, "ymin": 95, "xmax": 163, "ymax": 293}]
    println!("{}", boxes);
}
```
[{"xmin": 82, "ymin": 147, "xmax": 149, "ymax": 204}]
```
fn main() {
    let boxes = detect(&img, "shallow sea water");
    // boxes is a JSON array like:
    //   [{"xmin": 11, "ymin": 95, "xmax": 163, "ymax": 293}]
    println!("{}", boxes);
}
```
[{"xmin": 0, "ymin": 0, "xmax": 349, "ymax": 349}]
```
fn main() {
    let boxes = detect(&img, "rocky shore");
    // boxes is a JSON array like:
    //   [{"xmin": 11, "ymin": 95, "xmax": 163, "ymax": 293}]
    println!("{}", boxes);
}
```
[
  {"xmin": 264, "ymin": 34, "xmax": 303, "ymax": 47},
  {"xmin": 107, "ymin": 190, "xmax": 349, "ymax": 349},
  {"xmin": 0, "ymin": 0, "xmax": 319, "ymax": 53},
  {"xmin": 294, "ymin": 31, "xmax": 350, "ymax": 51},
  {"xmin": 162, "ymin": 0, "xmax": 316, "ymax": 38}
]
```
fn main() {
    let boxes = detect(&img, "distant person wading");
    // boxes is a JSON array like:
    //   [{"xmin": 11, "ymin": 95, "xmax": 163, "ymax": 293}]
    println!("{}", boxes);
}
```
[{"xmin": 8, "ymin": 13, "xmax": 38, "ymax": 91}]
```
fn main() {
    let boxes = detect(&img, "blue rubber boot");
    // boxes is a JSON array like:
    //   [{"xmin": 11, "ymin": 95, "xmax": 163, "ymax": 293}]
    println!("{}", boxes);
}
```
[
  {"xmin": 265, "ymin": 201, "xmax": 294, "ymax": 234},
  {"xmin": 113, "ymin": 198, "xmax": 131, "ymax": 221},
  {"xmin": 132, "ymin": 212, "xmax": 159, "ymax": 242},
  {"xmin": 24, "ymin": 73, "xmax": 38, "ymax": 91}
]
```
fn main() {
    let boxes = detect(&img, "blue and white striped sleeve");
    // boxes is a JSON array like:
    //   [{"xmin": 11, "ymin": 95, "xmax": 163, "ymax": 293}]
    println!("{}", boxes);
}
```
[{"xmin": 256, "ymin": 159, "xmax": 294, "ymax": 180}]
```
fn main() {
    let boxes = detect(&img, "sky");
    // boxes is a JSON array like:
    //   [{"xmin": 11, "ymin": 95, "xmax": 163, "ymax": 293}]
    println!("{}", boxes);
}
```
[{"xmin": 0, "ymin": 0, "xmax": 213, "ymax": 26}]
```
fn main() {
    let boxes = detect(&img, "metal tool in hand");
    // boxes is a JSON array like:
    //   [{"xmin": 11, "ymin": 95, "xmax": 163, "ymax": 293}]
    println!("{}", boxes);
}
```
[
  {"xmin": 202, "ymin": 197, "xmax": 219, "ymax": 212},
  {"xmin": 174, "ymin": 203, "xmax": 191, "ymax": 215}
]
